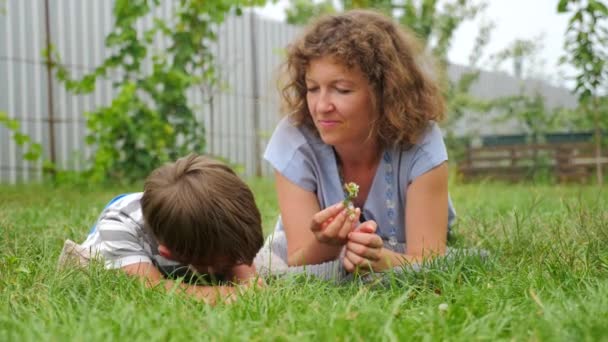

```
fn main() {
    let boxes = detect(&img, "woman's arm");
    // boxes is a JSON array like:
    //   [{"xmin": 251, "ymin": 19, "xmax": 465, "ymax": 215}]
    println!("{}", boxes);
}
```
[
  {"xmin": 275, "ymin": 171, "xmax": 358, "ymax": 266},
  {"xmin": 344, "ymin": 162, "xmax": 449, "ymax": 272},
  {"xmin": 404, "ymin": 161, "xmax": 449, "ymax": 257}
]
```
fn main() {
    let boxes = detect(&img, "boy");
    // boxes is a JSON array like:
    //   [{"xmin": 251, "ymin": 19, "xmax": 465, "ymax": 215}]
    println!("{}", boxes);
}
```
[{"xmin": 59, "ymin": 154, "xmax": 264, "ymax": 304}]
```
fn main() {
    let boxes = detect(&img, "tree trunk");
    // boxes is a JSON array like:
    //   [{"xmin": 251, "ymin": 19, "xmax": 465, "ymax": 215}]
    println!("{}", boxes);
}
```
[
  {"xmin": 44, "ymin": 0, "xmax": 57, "ymax": 177},
  {"xmin": 593, "ymin": 97, "xmax": 603, "ymax": 186}
]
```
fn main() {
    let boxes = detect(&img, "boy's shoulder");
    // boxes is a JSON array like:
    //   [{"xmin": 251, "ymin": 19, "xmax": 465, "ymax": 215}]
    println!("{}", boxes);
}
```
[
  {"xmin": 103, "ymin": 192, "xmax": 143, "ymax": 210},
  {"xmin": 101, "ymin": 193, "xmax": 144, "ymax": 217},
  {"xmin": 97, "ymin": 192, "xmax": 146, "ymax": 232},
  {"xmin": 93, "ymin": 192, "xmax": 162, "ymax": 259}
]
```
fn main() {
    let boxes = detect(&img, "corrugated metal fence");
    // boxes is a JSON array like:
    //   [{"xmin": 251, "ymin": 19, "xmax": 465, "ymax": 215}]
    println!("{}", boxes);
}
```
[
  {"xmin": 0, "ymin": 0, "xmax": 577, "ymax": 183},
  {"xmin": 0, "ymin": 0, "xmax": 299, "ymax": 183}
]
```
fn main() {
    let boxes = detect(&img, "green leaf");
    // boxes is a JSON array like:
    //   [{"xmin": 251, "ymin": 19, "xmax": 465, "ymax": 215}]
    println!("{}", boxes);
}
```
[
  {"xmin": 558, "ymin": 0, "xmax": 570, "ymax": 12},
  {"xmin": 590, "ymin": 0, "xmax": 608, "ymax": 15},
  {"xmin": 6, "ymin": 119, "xmax": 19, "ymax": 131},
  {"xmin": 23, "ymin": 151, "xmax": 39, "ymax": 161},
  {"xmin": 569, "ymin": 10, "xmax": 584, "ymax": 26},
  {"xmin": 13, "ymin": 133, "xmax": 29, "ymax": 146}
]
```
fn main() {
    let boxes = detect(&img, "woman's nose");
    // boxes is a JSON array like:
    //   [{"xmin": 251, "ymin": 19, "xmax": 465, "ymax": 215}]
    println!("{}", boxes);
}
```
[{"xmin": 316, "ymin": 91, "xmax": 334, "ymax": 113}]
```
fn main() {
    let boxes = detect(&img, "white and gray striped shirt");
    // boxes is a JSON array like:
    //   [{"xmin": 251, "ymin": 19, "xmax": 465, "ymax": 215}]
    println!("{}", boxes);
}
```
[{"xmin": 81, "ymin": 193, "xmax": 187, "ymax": 276}]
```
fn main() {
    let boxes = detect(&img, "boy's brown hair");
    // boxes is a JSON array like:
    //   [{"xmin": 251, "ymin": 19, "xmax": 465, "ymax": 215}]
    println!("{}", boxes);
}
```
[{"xmin": 141, "ymin": 154, "xmax": 263, "ymax": 266}]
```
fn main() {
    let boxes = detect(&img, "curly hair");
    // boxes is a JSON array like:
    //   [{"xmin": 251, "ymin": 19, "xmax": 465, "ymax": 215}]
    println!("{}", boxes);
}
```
[{"xmin": 280, "ymin": 9, "xmax": 445, "ymax": 148}]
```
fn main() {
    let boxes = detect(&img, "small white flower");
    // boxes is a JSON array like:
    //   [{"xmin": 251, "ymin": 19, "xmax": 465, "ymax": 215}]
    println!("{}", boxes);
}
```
[
  {"xmin": 438, "ymin": 303, "xmax": 448, "ymax": 312},
  {"xmin": 344, "ymin": 182, "xmax": 359, "ymax": 199},
  {"xmin": 343, "ymin": 182, "xmax": 360, "ymax": 216}
]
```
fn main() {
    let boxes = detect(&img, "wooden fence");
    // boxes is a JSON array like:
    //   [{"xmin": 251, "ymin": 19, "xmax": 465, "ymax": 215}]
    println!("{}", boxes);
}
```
[{"xmin": 459, "ymin": 138, "xmax": 606, "ymax": 182}]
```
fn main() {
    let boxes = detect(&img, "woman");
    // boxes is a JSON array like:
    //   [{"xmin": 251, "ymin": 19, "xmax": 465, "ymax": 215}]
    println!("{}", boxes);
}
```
[{"xmin": 260, "ymin": 10, "xmax": 456, "ymax": 277}]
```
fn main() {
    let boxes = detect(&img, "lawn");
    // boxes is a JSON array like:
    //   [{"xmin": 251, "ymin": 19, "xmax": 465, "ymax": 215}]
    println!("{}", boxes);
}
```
[{"xmin": 1, "ymin": 179, "xmax": 606, "ymax": 341}]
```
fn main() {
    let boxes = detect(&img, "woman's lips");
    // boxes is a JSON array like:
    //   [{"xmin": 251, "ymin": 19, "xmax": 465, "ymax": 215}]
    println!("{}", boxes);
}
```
[{"xmin": 317, "ymin": 120, "xmax": 340, "ymax": 128}]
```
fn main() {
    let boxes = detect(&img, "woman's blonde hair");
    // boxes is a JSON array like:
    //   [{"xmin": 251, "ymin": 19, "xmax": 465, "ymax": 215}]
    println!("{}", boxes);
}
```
[{"xmin": 281, "ymin": 9, "xmax": 445, "ymax": 148}]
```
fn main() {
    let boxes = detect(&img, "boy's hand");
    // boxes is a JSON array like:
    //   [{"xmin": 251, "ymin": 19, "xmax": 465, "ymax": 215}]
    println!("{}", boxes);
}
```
[
  {"xmin": 310, "ymin": 202, "xmax": 361, "ymax": 246},
  {"xmin": 122, "ymin": 262, "xmax": 245, "ymax": 305},
  {"xmin": 229, "ymin": 263, "xmax": 265, "ymax": 288}
]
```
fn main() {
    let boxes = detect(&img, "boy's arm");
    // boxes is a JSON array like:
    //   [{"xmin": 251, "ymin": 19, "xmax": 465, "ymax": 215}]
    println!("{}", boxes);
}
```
[
  {"xmin": 227, "ymin": 263, "xmax": 264, "ymax": 287},
  {"xmin": 121, "ymin": 262, "xmax": 238, "ymax": 305}
]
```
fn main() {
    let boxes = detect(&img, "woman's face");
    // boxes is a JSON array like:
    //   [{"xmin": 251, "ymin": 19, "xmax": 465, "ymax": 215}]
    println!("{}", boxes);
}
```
[{"xmin": 305, "ymin": 56, "xmax": 378, "ymax": 148}]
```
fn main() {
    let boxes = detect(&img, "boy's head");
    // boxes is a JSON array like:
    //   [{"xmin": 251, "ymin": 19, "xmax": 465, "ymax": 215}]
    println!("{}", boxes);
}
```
[{"xmin": 141, "ymin": 154, "xmax": 263, "ymax": 270}]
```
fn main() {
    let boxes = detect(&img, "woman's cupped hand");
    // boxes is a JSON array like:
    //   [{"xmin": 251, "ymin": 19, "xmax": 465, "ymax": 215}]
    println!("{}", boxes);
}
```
[
  {"xmin": 343, "ymin": 221, "xmax": 385, "ymax": 273},
  {"xmin": 309, "ymin": 202, "xmax": 386, "ymax": 273},
  {"xmin": 310, "ymin": 201, "xmax": 360, "ymax": 246}
]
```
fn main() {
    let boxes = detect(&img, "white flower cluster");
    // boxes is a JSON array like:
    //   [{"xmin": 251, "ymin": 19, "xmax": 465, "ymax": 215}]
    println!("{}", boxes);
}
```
[{"xmin": 343, "ymin": 182, "xmax": 359, "ymax": 215}]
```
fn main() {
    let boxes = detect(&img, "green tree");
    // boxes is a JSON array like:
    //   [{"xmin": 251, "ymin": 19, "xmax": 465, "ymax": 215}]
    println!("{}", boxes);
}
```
[
  {"xmin": 397, "ymin": 0, "xmax": 486, "ymax": 64},
  {"xmin": 286, "ymin": 0, "xmax": 486, "ymax": 62},
  {"xmin": 558, "ymin": 0, "xmax": 608, "ymax": 185},
  {"xmin": 489, "ymin": 36, "xmax": 566, "ymax": 140},
  {"xmin": 491, "ymin": 93, "xmax": 562, "ymax": 141},
  {"xmin": 491, "ymin": 37, "xmax": 544, "ymax": 79},
  {"xmin": 52, "ymin": 0, "xmax": 265, "ymax": 182},
  {"xmin": 286, "ymin": 0, "xmax": 336, "ymax": 25}
]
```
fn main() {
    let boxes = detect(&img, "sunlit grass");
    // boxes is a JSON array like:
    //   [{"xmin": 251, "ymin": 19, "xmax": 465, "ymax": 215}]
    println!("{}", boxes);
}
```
[{"xmin": 1, "ymin": 180, "xmax": 606, "ymax": 340}]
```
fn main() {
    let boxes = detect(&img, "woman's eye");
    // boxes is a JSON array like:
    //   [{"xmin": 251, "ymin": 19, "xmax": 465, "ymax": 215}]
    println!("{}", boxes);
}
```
[
  {"xmin": 306, "ymin": 87, "xmax": 319, "ymax": 93},
  {"xmin": 337, "ymin": 88, "xmax": 352, "ymax": 94}
]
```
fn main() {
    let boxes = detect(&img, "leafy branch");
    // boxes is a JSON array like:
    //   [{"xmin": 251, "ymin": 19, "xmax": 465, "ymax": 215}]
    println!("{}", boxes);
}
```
[
  {"xmin": 0, "ymin": 112, "xmax": 43, "ymax": 162},
  {"xmin": 50, "ymin": 0, "xmax": 265, "ymax": 182},
  {"xmin": 558, "ymin": 0, "xmax": 608, "ymax": 184}
]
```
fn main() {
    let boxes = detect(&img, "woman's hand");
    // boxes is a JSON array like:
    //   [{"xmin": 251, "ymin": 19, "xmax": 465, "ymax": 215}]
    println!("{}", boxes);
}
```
[
  {"xmin": 310, "ymin": 202, "xmax": 361, "ymax": 246},
  {"xmin": 343, "ymin": 221, "xmax": 386, "ymax": 273}
]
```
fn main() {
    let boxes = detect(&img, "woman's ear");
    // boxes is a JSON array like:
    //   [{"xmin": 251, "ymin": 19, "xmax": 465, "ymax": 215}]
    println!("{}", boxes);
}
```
[{"xmin": 157, "ymin": 244, "xmax": 173, "ymax": 259}]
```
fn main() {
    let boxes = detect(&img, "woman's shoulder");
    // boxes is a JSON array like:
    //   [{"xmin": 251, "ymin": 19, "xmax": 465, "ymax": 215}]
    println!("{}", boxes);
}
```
[
  {"xmin": 396, "ymin": 122, "xmax": 448, "ymax": 180},
  {"xmin": 264, "ymin": 117, "xmax": 329, "ymax": 192},
  {"xmin": 266, "ymin": 117, "xmax": 324, "ymax": 151},
  {"xmin": 264, "ymin": 117, "xmax": 324, "ymax": 171},
  {"xmin": 409, "ymin": 121, "xmax": 446, "ymax": 157},
  {"xmin": 269, "ymin": 117, "xmax": 314, "ymax": 145},
  {"xmin": 417, "ymin": 121, "xmax": 444, "ymax": 146}
]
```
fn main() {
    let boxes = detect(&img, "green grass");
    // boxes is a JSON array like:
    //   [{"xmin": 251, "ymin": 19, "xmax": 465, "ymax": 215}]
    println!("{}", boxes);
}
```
[{"xmin": 1, "ymin": 180, "xmax": 607, "ymax": 341}]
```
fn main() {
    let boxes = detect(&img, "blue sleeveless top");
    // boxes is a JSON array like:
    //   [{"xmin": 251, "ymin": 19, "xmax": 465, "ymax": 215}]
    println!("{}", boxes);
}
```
[{"xmin": 264, "ymin": 117, "xmax": 456, "ymax": 250}]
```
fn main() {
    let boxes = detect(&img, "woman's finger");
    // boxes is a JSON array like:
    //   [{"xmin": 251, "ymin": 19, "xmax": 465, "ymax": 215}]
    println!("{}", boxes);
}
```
[
  {"xmin": 337, "ymin": 207, "xmax": 360, "ymax": 240},
  {"xmin": 346, "ymin": 240, "xmax": 381, "ymax": 261},
  {"xmin": 311, "ymin": 202, "xmax": 344, "ymax": 232},
  {"xmin": 319, "ymin": 209, "xmax": 349, "ymax": 242},
  {"xmin": 345, "ymin": 249, "xmax": 372, "ymax": 271},
  {"xmin": 348, "ymin": 231, "xmax": 384, "ymax": 248},
  {"xmin": 354, "ymin": 220, "xmax": 377, "ymax": 234},
  {"xmin": 320, "ymin": 216, "xmax": 334, "ymax": 230},
  {"xmin": 343, "ymin": 255, "xmax": 355, "ymax": 273}
]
